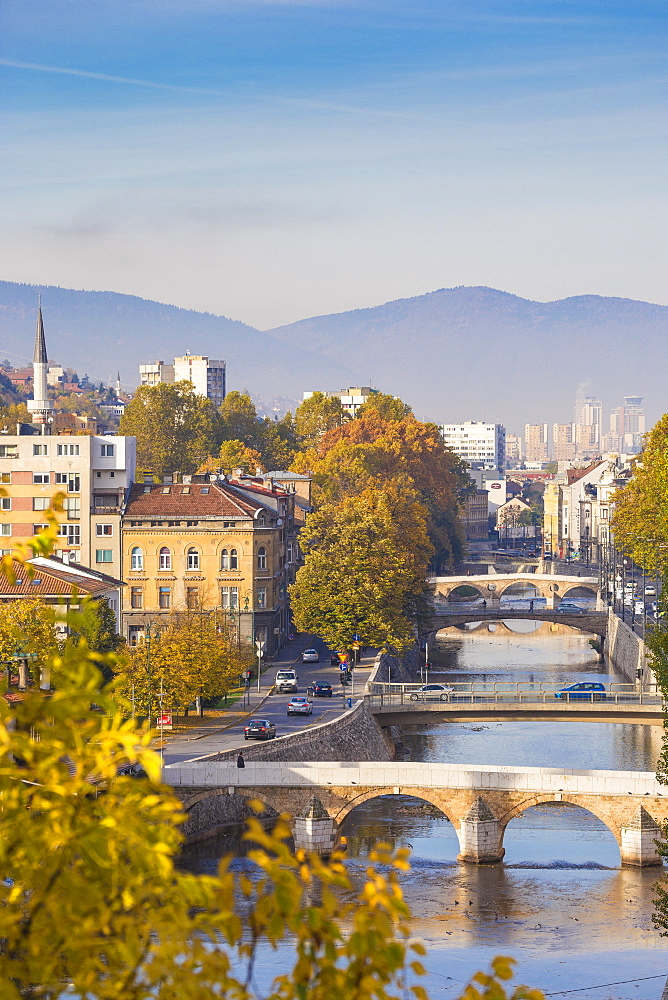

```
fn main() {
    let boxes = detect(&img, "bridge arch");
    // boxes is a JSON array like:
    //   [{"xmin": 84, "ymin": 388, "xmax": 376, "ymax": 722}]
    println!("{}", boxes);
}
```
[
  {"xmin": 498, "ymin": 794, "xmax": 623, "ymax": 848},
  {"xmin": 334, "ymin": 788, "xmax": 457, "ymax": 829},
  {"xmin": 178, "ymin": 787, "xmax": 286, "ymax": 843}
]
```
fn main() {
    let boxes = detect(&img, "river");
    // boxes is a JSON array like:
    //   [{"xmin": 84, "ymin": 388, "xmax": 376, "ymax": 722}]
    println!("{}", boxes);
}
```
[{"xmin": 180, "ymin": 622, "xmax": 668, "ymax": 999}]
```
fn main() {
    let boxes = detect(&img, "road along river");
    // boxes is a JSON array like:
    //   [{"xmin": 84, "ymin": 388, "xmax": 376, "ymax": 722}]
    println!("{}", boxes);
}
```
[{"xmin": 179, "ymin": 621, "xmax": 668, "ymax": 999}]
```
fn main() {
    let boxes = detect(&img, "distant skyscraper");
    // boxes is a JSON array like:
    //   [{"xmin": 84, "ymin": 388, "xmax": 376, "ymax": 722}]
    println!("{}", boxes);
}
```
[
  {"xmin": 607, "ymin": 396, "xmax": 645, "ymax": 453},
  {"xmin": 574, "ymin": 391, "xmax": 602, "ymax": 458},
  {"xmin": 552, "ymin": 422, "xmax": 576, "ymax": 462},
  {"xmin": 524, "ymin": 423, "xmax": 548, "ymax": 463}
]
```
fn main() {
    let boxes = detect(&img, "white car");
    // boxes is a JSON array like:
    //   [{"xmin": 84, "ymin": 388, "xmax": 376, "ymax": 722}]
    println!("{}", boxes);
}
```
[
  {"xmin": 409, "ymin": 684, "xmax": 454, "ymax": 702},
  {"xmin": 301, "ymin": 649, "xmax": 319, "ymax": 663},
  {"xmin": 287, "ymin": 696, "xmax": 313, "ymax": 716}
]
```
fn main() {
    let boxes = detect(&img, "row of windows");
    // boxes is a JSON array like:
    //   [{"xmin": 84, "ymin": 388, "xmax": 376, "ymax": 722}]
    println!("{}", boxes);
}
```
[
  {"xmin": 129, "ymin": 585, "xmax": 267, "ymax": 610},
  {"xmin": 130, "ymin": 546, "xmax": 268, "ymax": 572},
  {"xmin": 0, "ymin": 443, "xmax": 115, "ymax": 459}
]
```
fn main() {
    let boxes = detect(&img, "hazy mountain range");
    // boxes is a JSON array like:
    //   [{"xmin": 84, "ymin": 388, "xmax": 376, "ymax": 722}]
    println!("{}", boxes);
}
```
[{"xmin": 1, "ymin": 280, "xmax": 666, "ymax": 432}]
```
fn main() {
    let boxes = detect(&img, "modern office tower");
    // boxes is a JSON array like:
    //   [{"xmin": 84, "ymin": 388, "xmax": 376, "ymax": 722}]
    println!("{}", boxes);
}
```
[
  {"xmin": 26, "ymin": 302, "xmax": 54, "ymax": 428},
  {"xmin": 524, "ymin": 423, "xmax": 549, "ymax": 463},
  {"xmin": 608, "ymin": 396, "xmax": 646, "ymax": 453},
  {"xmin": 553, "ymin": 422, "xmax": 576, "ymax": 462},
  {"xmin": 574, "ymin": 392, "xmax": 602, "ymax": 458},
  {"xmin": 139, "ymin": 353, "xmax": 226, "ymax": 405},
  {"xmin": 439, "ymin": 421, "xmax": 506, "ymax": 471}
]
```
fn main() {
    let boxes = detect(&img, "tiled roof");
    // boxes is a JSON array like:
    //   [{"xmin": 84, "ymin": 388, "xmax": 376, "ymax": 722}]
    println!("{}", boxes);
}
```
[
  {"xmin": 0, "ymin": 560, "xmax": 114, "ymax": 597},
  {"xmin": 124, "ymin": 481, "xmax": 264, "ymax": 518}
]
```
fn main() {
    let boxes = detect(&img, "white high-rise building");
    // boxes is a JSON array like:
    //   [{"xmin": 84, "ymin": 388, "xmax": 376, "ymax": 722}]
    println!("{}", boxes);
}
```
[
  {"xmin": 574, "ymin": 392, "xmax": 602, "ymax": 458},
  {"xmin": 439, "ymin": 421, "xmax": 506, "ymax": 471},
  {"xmin": 139, "ymin": 353, "xmax": 226, "ymax": 405},
  {"xmin": 607, "ymin": 396, "xmax": 646, "ymax": 454}
]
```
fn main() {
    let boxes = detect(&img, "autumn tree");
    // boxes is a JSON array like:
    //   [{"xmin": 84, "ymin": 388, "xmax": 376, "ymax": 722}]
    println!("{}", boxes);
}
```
[
  {"xmin": 612, "ymin": 414, "xmax": 668, "ymax": 575},
  {"xmin": 119, "ymin": 381, "xmax": 219, "ymax": 476},
  {"xmin": 289, "ymin": 484, "xmax": 433, "ymax": 652},
  {"xmin": 0, "ymin": 598, "xmax": 59, "ymax": 685},
  {"xmin": 295, "ymin": 391, "xmax": 345, "ymax": 447},
  {"xmin": 198, "ymin": 439, "xmax": 264, "ymax": 476},
  {"xmin": 0, "ymin": 401, "xmax": 31, "ymax": 432},
  {"xmin": 119, "ymin": 607, "xmax": 252, "ymax": 716}
]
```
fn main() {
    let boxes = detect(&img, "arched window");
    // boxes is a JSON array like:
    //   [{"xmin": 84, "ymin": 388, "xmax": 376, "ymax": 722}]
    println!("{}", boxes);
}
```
[
  {"xmin": 131, "ymin": 546, "xmax": 143, "ymax": 571},
  {"xmin": 159, "ymin": 546, "xmax": 171, "ymax": 570},
  {"xmin": 230, "ymin": 548, "xmax": 238, "ymax": 570},
  {"xmin": 187, "ymin": 547, "xmax": 200, "ymax": 571},
  {"xmin": 220, "ymin": 549, "xmax": 229, "ymax": 570},
  {"xmin": 257, "ymin": 546, "xmax": 267, "ymax": 571}
]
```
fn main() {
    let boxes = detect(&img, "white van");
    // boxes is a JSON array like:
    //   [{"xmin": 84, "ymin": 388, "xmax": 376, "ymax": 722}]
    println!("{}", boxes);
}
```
[{"xmin": 275, "ymin": 669, "xmax": 298, "ymax": 693}]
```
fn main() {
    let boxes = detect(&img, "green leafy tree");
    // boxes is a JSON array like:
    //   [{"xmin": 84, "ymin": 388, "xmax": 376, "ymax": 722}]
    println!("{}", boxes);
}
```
[
  {"xmin": 218, "ymin": 390, "xmax": 263, "ymax": 449},
  {"xmin": 295, "ymin": 391, "xmax": 345, "ymax": 447},
  {"xmin": 198, "ymin": 439, "xmax": 264, "ymax": 476},
  {"xmin": 612, "ymin": 414, "xmax": 668, "ymax": 575},
  {"xmin": 119, "ymin": 382, "xmax": 219, "ymax": 476},
  {"xmin": 289, "ymin": 484, "xmax": 433, "ymax": 652},
  {"xmin": 357, "ymin": 391, "xmax": 412, "ymax": 421},
  {"xmin": 70, "ymin": 598, "xmax": 124, "ymax": 682},
  {"xmin": 260, "ymin": 411, "xmax": 299, "ymax": 470}
]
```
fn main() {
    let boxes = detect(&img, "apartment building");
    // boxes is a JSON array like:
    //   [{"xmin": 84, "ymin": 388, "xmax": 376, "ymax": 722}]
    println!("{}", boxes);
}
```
[
  {"xmin": 302, "ymin": 385, "xmax": 381, "ymax": 419},
  {"xmin": 553, "ymin": 423, "xmax": 576, "ymax": 463},
  {"xmin": 120, "ymin": 475, "xmax": 296, "ymax": 653},
  {"xmin": 0, "ymin": 432, "xmax": 136, "ymax": 582},
  {"xmin": 524, "ymin": 423, "xmax": 548, "ymax": 463},
  {"xmin": 139, "ymin": 353, "xmax": 226, "ymax": 405},
  {"xmin": 439, "ymin": 421, "xmax": 506, "ymax": 471}
]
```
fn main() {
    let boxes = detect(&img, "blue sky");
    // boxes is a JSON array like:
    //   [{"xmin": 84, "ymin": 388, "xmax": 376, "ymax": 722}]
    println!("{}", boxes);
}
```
[{"xmin": 1, "ymin": 0, "xmax": 667, "ymax": 327}]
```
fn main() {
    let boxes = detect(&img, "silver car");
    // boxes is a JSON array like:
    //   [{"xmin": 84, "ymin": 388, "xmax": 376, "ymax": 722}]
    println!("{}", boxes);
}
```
[
  {"xmin": 287, "ymin": 696, "xmax": 313, "ymax": 716},
  {"xmin": 409, "ymin": 684, "xmax": 454, "ymax": 702}
]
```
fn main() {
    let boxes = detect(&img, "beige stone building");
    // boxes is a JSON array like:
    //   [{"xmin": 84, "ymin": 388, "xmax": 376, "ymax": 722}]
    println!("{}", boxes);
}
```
[{"xmin": 121, "ymin": 475, "xmax": 298, "ymax": 653}]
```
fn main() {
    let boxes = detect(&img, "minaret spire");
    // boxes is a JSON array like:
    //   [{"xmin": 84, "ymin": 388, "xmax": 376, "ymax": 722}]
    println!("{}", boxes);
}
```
[{"xmin": 27, "ymin": 297, "xmax": 54, "ymax": 430}]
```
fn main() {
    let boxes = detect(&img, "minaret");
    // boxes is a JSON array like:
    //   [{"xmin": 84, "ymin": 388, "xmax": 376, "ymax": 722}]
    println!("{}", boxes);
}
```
[
  {"xmin": 116, "ymin": 371, "xmax": 122, "ymax": 396},
  {"xmin": 27, "ymin": 298, "xmax": 54, "ymax": 429}
]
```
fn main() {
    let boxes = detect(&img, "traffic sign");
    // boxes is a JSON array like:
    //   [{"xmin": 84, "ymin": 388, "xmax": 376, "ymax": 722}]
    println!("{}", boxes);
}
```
[
  {"xmin": 255, "ymin": 641, "xmax": 266, "ymax": 655},
  {"xmin": 156, "ymin": 711, "xmax": 173, "ymax": 730}
]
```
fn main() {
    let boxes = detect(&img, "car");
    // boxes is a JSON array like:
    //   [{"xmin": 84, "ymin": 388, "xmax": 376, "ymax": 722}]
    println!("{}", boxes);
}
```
[
  {"xmin": 287, "ymin": 696, "xmax": 313, "ymax": 716},
  {"xmin": 409, "ymin": 683, "xmax": 455, "ymax": 702},
  {"xmin": 632, "ymin": 601, "xmax": 645, "ymax": 616},
  {"xmin": 557, "ymin": 602, "xmax": 586, "ymax": 614},
  {"xmin": 310, "ymin": 681, "xmax": 333, "ymax": 697},
  {"xmin": 275, "ymin": 669, "xmax": 298, "ymax": 692},
  {"xmin": 244, "ymin": 718, "xmax": 277, "ymax": 740},
  {"xmin": 555, "ymin": 682, "xmax": 607, "ymax": 701},
  {"xmin": 645, "ymin": 585, "xmax": 657, "ymax": 597},
  {"xmin": 301, "ymin": 649, "xmax": 319, "ymax": 663},
  {"xmin": 330, "ymin": 651, "xmax": 342, "ymax": 665}
]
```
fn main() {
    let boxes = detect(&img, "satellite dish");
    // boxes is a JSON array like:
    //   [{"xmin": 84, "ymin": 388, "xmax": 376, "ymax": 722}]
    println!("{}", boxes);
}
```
[{"xmin": 276, "ymin": 517, "xmax": 283, "ymax": 525}]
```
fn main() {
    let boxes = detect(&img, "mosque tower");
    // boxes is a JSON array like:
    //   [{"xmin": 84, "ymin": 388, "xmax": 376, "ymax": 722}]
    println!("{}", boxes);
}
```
[{"xmin": 27, "ymin": 299, "xmax": 54, "ymax": 429}]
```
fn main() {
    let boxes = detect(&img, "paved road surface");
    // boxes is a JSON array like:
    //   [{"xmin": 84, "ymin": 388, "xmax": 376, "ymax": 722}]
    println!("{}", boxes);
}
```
[{"xmin": 161, "ymin": 635, "xmax": 376, "ymax": 764}]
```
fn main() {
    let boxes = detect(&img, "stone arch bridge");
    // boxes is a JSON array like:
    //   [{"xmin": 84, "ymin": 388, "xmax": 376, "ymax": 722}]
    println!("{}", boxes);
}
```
[
  {"xmin": 430, "ymin": 573, "xmax": 599, "ymax": 604},
  {"xmin": 166, "ymin": 760, "xmax": 665, "ymax": 867}
]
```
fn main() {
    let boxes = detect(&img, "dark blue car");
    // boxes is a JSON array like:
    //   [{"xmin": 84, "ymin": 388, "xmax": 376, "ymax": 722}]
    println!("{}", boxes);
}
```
[{"xmin": 555, "ymin": 682, "xmax": 607, "ymax": 701}]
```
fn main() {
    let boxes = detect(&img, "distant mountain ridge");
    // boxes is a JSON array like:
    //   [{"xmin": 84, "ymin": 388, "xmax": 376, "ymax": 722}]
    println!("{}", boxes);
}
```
[
  {"xmin": 0, "ymin": 281, "xmax": 665, "ymax": 430},
  {"xmin": 266, "ymin": 286, "xmax": 668, "ymax": 428}
]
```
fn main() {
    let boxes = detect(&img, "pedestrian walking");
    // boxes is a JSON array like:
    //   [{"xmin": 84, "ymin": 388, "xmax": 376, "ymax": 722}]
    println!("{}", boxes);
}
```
[
  {"xmin": 237, "ymin": 752, "xmax": 245, "ymax": 769},
  {"xmin": 482, "ymin": 599, "xmax": 487, "ymax": 609}
]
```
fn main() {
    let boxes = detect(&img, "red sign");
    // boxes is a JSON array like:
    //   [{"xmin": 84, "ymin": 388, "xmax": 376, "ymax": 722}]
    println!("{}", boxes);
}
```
[{"xmin": 156, "ymin": 711, "xmax": 173, "ymax": 730}]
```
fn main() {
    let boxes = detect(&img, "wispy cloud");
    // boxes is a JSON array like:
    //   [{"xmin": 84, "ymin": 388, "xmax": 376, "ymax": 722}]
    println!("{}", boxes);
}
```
[{"xmin": 0, "ymin": 58, "xmax": 229, "ymax": 96}]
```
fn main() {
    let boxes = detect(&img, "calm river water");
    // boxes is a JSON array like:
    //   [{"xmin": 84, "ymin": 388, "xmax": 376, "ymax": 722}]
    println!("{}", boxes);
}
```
[{"xmin": 181, "ymin": 623, "xmax": 668, "ymax": 999}]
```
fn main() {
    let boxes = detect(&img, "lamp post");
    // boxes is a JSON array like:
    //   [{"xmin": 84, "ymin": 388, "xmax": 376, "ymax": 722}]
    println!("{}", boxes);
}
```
[{"xmin": 144, "ymin": 622, "xmax": 158, "ymax": 725}]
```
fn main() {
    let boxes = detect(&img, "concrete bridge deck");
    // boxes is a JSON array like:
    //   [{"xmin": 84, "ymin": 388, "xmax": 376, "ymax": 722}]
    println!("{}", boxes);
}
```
[
  {"xmin": 165, "ymin": 760, "xmax": 668, "ymax": 866},
  {"xmin": 426, "ymin": 608, "xmax": 608, "ymax": 635}
]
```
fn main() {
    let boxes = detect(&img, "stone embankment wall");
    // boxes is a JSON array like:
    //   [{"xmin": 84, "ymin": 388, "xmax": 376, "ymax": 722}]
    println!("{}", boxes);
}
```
[
  {"xmin": 604, "ymin": 609, "xmax": 651, "ymax": 684},
  {"xmin": 368, "ymin": 645, "xmax": 421, "ymax": 684},
  {"xmin": 202, "ymin": 698, "xmax": 394, "ymax": 764}
]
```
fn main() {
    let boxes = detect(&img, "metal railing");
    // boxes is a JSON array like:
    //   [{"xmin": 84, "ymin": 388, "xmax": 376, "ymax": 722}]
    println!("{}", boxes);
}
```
[{"xmin": 365, "ymin": 680, "xmax": 662, "ymax": 709}]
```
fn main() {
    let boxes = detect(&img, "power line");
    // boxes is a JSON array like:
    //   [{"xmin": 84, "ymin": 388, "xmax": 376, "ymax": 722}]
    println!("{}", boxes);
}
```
[{"xmin": 543, "ymin": 973, "xmax": 668, "ymax": 995}]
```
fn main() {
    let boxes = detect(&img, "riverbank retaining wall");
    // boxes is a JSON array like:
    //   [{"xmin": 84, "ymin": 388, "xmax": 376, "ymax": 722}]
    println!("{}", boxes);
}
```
[
  {"xmin": 368, "ymin": 645, "xmax": 421, "ymax": 684},
  {"xmin": 604, "ymin": 609, "xmax": 651, "ymax": 684},
  {"xmin": 199, "ymin": 698, "xmax": 394, "ymax": 764}
]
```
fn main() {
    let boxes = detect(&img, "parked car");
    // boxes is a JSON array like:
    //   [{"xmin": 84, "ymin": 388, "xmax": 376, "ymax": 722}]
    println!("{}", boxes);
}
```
[
  {"xmin": 557, "ymin": 602, "xmax": 586, "ymax": 614},
  {"xmin": 632, "ymin": 601, "xmax": 645, "ymax": 616},
  {"xmin": 301, "ymin": 649, "xmax": 319, "ymax": 663},
  {"xmin": 409, "ymin": 683, "xmax": 455, "ymax": 702},
  {"xmin": 555, "ymin": 682, "xmax": 607, "ymax": 701},
  {"xmin": 287, "ymin": 696, "xmax": 313, "ymax": 716},
  {"xmin": 244, "ymin": 718, "xmax": 277, "ymax": 740},
  {"xmin": 310, "ymin": 681, "xmax": 333, "ymax": 697},
  {"xmin": 330, "ymin": 651, "xmax": 342, "ymax": 665},
  {"xmin": 645, "ymin": 585, "xmax": 657, "ymax": 597}
]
